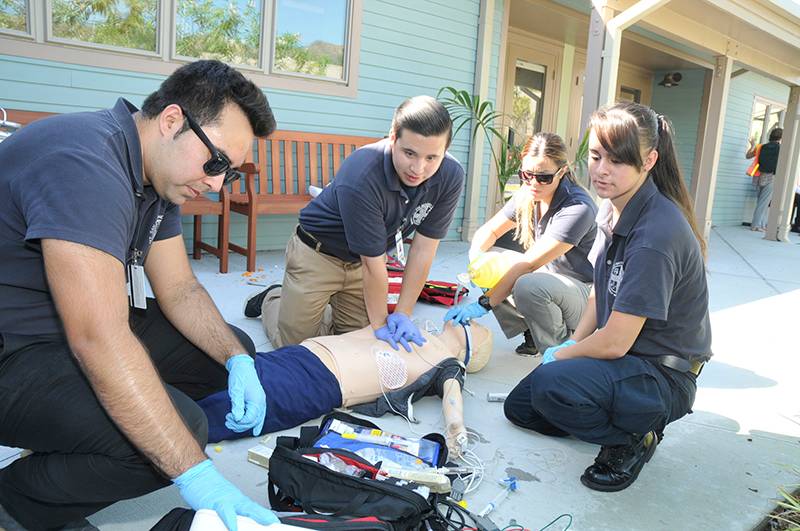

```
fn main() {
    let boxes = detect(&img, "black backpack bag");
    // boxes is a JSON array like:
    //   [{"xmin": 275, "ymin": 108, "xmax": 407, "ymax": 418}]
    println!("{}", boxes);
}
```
[{"xmin": 267, "ymin": 412, "xmax": 449, "ymax": 531}]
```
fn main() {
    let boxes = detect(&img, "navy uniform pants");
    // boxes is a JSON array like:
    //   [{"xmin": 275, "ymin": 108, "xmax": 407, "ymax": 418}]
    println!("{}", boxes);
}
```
[
  {"xmin": 504, "ymin": 355, "xmax": 696, "ymax": 446},
  {"xmin": 0, "ymin": 299, "xmax": 253, "ymax": 530}
]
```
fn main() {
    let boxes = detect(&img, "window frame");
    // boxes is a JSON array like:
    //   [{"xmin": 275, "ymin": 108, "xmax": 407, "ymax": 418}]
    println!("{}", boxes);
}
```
[
  {"xmin": 0, "ymin": 0, "xmax": 32, "ymax": 37},
  {"xmin": 268, "ymin": 0, "xmax": 351, "ymax": 85},
  {"xmin": 749, "ymin": 95, "xmax": 786, "ymax": 144},
  {"xmin": 44, "ymin": 0, "xmax": 162, "ymax": 57},
  {"xmin": 0, "ymin": 0, "xmax": 361, "ymax": 98}
]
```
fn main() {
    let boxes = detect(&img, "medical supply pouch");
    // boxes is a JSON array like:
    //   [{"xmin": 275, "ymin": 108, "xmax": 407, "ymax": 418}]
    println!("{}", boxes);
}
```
[
  {"xmin": 418, "ymin": 280, "xmax": 469, "ymax": 307},
  {"xmin": 267, "ymin": 412, "xmax": 448, "ymax": 531},
  {"xmin": 387, "ymin": 270, "xmax": 469, "ymax": 311}
]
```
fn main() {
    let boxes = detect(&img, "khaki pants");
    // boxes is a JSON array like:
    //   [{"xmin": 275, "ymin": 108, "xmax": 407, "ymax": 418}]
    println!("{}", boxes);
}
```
[
  {"xmin": 492, "ymin": 270, "xmax": 591, "ymax": 352},
  {"xmin": 272, "ymin": 232, "xmax": 369, "ymax": 347}
]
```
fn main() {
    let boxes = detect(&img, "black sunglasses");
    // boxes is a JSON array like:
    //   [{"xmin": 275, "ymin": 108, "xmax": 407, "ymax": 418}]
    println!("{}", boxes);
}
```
[
  {"xmin": 180, "ymin": 107, "xmax": 241, "ymax": 185},
  {"xmin": 518, "ymin": 169, "xmax": 558, "ymax": 185}
]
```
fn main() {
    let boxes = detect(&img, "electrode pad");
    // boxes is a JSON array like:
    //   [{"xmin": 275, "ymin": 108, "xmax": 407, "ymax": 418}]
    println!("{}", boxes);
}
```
[{"xmin": 373, "ymin": 346, "xmax": 408, "ymax": 389}]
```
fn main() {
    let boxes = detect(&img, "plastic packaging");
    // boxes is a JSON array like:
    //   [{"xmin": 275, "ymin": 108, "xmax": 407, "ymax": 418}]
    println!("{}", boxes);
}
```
[{"xmin": 319, "ymin": 452, "xmax": 365, "ymax": 477}]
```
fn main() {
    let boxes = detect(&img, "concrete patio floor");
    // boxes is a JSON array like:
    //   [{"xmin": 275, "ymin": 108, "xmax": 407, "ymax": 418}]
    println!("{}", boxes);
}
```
[{"xmin": 89, "ymin": 225, "xmax": 800, "ymax": 531}]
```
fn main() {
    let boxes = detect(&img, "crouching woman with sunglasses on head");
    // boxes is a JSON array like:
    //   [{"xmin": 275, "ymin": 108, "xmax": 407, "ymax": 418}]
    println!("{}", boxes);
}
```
[
  {"xmin": 445, "ymin": 132, "xmax": 597, "ymax": 357},
  {"xmin": 504, "ymin": 102, "xmax": 712, "ymax": 492}
]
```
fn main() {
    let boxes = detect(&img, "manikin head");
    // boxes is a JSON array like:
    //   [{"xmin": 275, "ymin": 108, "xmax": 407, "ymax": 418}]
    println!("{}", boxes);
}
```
[{"xmin": 444, "ymin": 321, "xmax": 493, "ymax": 373}]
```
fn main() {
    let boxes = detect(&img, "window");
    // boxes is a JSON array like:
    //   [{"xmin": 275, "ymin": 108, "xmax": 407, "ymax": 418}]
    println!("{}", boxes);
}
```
[
  {"xmin": 175, "ymin": 0, "xmax": 263, "ymax": 67},
  {"xmin": 510, "ymin": 60, "xmax": 547, "ymax": 139},
  {"xmin": 0, "ymin": 0, "xmax": 360, "ymax": 96},
  {"xmin": 272, "ymin": 0, "xmax": 348, "ymax": 81},
  {"xmin": 0, "ymin": 0, "xmax": 28, "ymax": 33},
  {"xmin": 749, "ymin": 98, "xmax": 784, "ymax": 144},
  {"xmin": 619, "ymin": 86, "xmax": 641, "ymax": 104},
  {"xmin": 50, "ymin": 0, "xmax": 159, "ymax": 53}
]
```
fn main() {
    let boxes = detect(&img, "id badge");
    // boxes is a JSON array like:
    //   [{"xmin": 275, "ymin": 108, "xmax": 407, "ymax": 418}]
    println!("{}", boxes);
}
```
[
  {"xmin": 394, "ymin": 229, "xmax": 406, "ymax": 266},
  {"xmin": 127, "ymin": 263, "xmax": 147, "ymax": 309}
]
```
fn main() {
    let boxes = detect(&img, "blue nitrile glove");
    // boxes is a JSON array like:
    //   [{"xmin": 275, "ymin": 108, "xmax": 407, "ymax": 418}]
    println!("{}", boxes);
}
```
[
  {"xmin": 444, "ymin": 301, "xmax": 488, "ymax": 325},
  {"xmin": 225, "ymin": 354, "xmax": 266, "ymax": 436},
  {"xmin": 541, "ymin": 339, "xmax": 576, "ymax": 365},
  {"xmin": 174, "ymin": 460, "xmax": 278, "ymax": 531},
  {"xmin": 387, "ymin": 312, "xmax": 427, "ymax": 352},
  {"xmin": 374, "ymin": 325, "xmax": 400, "ymax": 351}
]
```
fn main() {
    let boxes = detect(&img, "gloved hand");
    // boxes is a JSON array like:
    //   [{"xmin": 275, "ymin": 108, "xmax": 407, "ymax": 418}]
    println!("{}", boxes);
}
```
[
  {"xmin": 374, "ymin": 325, "xmax": 400, "ymax": 351},
  {"xmin": 174, "ymin": 460, "xmax": 279, "ymax": 531},
  {"xmin": 444, "ymin": 302, "xmax": 488, "ymax": 325},
  {"xmin": 225, "ymin": 354, "xmax": 266, "ymax": 436},
  {"xmin": 541, "ymin": 339, "xmax": 576, "ymax": 365},
  {"xmin": 387, "ymin": 312, "xmax": 426, "ymax": 352}
]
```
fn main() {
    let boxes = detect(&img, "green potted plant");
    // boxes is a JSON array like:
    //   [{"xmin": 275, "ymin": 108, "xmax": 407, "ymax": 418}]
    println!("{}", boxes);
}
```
[{"xmin": 437, "ymin": 87, "xmax": 519, "ymax": 199}]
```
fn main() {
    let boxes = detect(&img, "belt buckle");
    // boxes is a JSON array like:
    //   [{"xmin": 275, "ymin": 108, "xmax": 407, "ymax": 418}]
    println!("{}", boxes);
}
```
[{"xmin": 689, "ymin": 360, "xmax": 704, "ymax": 376}]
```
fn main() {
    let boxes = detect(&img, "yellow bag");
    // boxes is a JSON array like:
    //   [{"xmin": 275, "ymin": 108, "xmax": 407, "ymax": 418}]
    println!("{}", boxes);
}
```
[{"xmin": 467, "ymin": 250, "xmax": 524, "ymax": 289}]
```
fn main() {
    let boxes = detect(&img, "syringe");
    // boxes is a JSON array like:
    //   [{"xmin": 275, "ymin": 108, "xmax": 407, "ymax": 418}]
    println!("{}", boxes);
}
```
[{"xmin": 478, "ymin": 476, "xmax": 517, "ymax": 517}]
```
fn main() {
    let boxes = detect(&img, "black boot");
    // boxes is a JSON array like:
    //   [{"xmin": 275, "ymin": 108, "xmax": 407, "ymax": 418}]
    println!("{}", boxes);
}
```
[
  {"xmin": 580, "ymin": 431, "xmax": 658, "ymax": 492},
  {"xmin": 515, "ymin": 330, "xmax": 538, "ymax": 356},
  {"xmin": 243, "ymin": 284, "xmax": 282, "ymax": 318}
]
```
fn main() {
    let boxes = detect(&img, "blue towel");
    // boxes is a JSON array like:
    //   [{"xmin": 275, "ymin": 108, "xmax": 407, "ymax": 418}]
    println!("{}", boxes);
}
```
[{"xmin": 197, "ymin": 345, "xmax": 342, "ymax": 443}]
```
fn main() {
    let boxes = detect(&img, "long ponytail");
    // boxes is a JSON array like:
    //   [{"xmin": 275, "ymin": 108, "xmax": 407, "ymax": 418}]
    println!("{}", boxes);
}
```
[{"xmin": 590, "ymin": 103, "xmax": 707, "ymax": 259}]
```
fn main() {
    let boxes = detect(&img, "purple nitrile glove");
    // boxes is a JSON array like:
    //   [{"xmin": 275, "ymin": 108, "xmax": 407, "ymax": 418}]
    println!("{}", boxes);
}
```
[{"xmin": 387, "ymin": 312, "xmax": 426, "ymax": 352}]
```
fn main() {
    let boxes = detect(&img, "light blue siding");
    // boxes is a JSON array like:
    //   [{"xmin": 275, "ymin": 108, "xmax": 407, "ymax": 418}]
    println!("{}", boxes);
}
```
[
  {"xmin": 650, "ymin": 68, "xmax": 706, "ymax": 190},
  {"xmin": 711, "ymin": 72, "xmax": 789, "ymax": 226},
  {"xmin": 0, "ymin": 0, "xmax": 506, "ymax": 252}
]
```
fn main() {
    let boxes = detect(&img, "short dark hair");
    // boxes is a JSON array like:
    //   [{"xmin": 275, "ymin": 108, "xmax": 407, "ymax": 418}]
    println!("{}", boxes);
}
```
[
  {"xmin": 141, "ymin": 60, "xmax": 276, "ymax": 138},
  {"xmin": 769, "ymin": 127, "xmax": 783, "ymax": 142},
  {"xmin": 391, "ymin": 96, "xmax": 452, "ymax": 148}
]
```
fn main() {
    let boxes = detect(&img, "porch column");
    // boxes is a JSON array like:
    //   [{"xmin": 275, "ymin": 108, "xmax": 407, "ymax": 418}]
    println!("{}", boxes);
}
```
[
  {"xmin": 598, "ymin": 0, "xmax": 673, "ymax": 106},
  {"xmin": 461, "ymin": 0, "xmax": 495, "ymax": 241},
  {"xmin": 579, "ymin": 3, "xmax": 614, "ymax": 137},
  {"xmin": 694, "ymin": 55, "xmax": 733, "ymax": 241},
  {"xmin": 765, "ymin": 85, "xmax": 800, "ymax": 242}
]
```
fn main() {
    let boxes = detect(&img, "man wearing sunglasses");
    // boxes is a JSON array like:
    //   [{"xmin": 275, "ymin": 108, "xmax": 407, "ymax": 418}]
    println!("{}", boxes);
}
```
[{"xmin": 0, "ymin": 60, "xmax": 279, "ymax": 530}]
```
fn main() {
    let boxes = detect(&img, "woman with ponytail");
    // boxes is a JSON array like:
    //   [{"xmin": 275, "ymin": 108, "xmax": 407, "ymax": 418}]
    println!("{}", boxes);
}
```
[
  {"xmin": 504, "ymin": 103, "xmax": 712, "ymax": 492},
  {"xmin": 445, "ymin": 132, "xmax": 598, "ymax": 357}
]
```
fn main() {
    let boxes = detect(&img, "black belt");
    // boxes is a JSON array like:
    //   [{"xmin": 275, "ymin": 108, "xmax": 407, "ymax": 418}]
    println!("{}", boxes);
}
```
[
  {"xmin": 296, "ymin": 225, "xmax": 351, "ymax": 261},
  {"xmin": 644, "ymin": 354, "xmax": 704, "ymax": 377}
]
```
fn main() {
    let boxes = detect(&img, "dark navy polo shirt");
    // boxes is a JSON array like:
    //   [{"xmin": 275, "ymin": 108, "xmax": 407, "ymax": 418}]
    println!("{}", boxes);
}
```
[
  {"xmin": 0, "ymin": 98, "xmax": 182, "ymax": 336},
  {"xmin": 502, "ymin": 177, "xmax": 597, "ymax": 282},
  {"xmin": 590, "ymin": 177, "xmax": 712, "ymax": 363},
  {"xmin": 299, "ymin": 138, "xmax": 465, "ymax": 262}
]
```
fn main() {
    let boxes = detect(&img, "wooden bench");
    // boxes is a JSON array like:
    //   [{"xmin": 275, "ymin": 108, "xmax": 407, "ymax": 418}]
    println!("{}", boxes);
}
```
[
  {"xmin": 2, "ymin": 108, "xmax": 379, "ymax": 272},
  {"xmin": 229, "ymin": 130, "xmax": 379, "ymax": 271}
]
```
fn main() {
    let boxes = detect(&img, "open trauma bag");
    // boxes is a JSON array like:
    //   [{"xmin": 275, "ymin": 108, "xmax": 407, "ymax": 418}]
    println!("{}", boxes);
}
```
[{"xmin": 267, "ymin": 412, "xmax": 448, "ymax": 531}]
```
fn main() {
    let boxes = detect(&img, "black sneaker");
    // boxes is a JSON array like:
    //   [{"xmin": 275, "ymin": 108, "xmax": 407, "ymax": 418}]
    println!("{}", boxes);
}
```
[
  {"xmin": 580, "ymin": 430, "xmax": 658, "ymax": 492},
  {"xmin": 515, "ymin": 330, "xmax": 538, "ymax": 356},
  {"xmin": 243, "ymin": 284, "xmax": 281, "ymax": 318}
]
